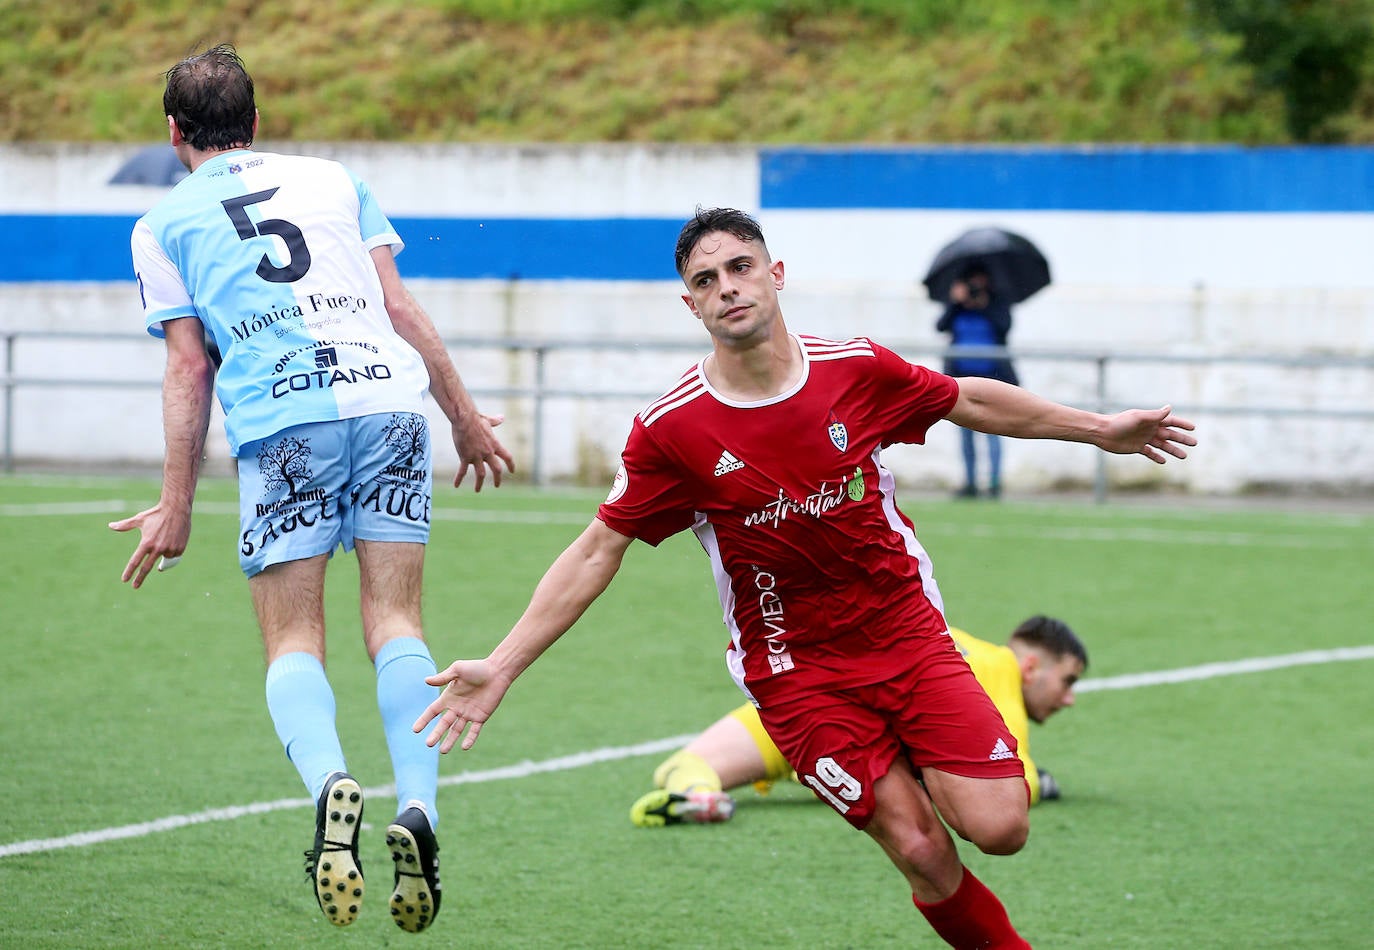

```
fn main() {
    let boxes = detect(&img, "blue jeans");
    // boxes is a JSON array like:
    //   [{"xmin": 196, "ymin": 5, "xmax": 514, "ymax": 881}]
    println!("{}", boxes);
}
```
[{"xmin": 960, "ymin": 427, "xmax": 1002, "ymax": 494}]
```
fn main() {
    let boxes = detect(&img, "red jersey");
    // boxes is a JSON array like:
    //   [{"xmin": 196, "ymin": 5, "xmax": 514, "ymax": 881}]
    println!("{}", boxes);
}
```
[{"xmin": 596, "ymin": 334, "xmax": 961, "ymax": 708}]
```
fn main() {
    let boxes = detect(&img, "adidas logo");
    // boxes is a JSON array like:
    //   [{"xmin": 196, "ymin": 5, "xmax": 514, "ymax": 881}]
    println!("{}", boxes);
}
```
[
  {"xmin": 714, "ymin": 450, "xmax": 745, "ymax": 477},
  {"xmin": 989, "ymin": 738, "xmax": 1016, "ymax": 761}
]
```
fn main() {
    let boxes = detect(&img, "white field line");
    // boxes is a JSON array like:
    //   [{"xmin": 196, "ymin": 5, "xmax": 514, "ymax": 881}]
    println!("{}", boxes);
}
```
[
  {"xmin": 2, "ymin": 499, "xmax": 1370, "ymax": 547},
  {"xmin": 1075, "ymin": 645, "xmax": 1374, "ymax": 692},
  {"xmin": 0, "ymin": 500, "xmax": 135, "ymax": 516},
  {"xmin": 915, "ymin": 521, "xmax": 1372, "ymax": 549},
  {"xmin": 0, "ymin": 735, "xmax": 693, "ymax": 859},
  {"xmin": 0, "ymin": 499, "xmax": 591, "ymax": 524},
  {"xmin": 4, "ymin": 647, "xmax": 1373, "ymax": 859}
]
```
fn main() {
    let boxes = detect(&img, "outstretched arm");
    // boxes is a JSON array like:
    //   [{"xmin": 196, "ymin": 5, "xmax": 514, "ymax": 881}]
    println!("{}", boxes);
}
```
[
  {"xmin": 414, "ymin": 518, "xmax": 635, "ymax": 752},
  {"xmin": 947, "ymin": 376, "xmax": 1197, "ymax": 464},
  {"xmin": 371, "ymin": 245, "xmax": 515, "ymax": 491},
  {"xmin": 109, "ymin": 316, "xmax": 214, "ymax": 588}
]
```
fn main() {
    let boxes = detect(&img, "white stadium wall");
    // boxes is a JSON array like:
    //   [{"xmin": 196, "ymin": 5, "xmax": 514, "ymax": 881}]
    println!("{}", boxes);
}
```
[{"xmin": 2, "ymin": 142, "xmax": 1372, "ymax": 495}]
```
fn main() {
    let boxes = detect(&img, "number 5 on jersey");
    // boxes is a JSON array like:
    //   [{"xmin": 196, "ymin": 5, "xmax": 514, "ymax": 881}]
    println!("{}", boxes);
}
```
[{"xmin": 222, "ymin": 188, "xmax": 312, "ymax": 283}]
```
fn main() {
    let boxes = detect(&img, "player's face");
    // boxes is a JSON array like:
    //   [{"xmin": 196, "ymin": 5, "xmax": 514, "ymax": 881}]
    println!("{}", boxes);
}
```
[
  {"xmin": 679, "ymin": 231, "xmax": 785, "ymax": 343},
  {"xmin": 1023, "ymin": 652, "xmax": 1083, "ymax": 724}
]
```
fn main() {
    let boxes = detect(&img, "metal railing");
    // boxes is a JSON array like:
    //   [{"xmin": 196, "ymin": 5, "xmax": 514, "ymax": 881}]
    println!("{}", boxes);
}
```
[{"xmin": 5, "ymin": 329, "xmax": 1374, "ymax": 500}]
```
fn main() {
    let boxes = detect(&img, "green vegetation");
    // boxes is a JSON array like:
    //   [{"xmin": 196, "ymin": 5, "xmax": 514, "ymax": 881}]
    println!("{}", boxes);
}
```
[
  {"xmin": 2, "ymin": 476, "xmax": 1373, "ymax": 946},
  {"xmin": 6, "ymin": 0, "xmax": 1374, "ymax": 143}
]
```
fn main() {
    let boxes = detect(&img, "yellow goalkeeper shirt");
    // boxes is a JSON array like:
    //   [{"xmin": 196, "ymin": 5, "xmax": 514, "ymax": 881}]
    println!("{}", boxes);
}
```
[{"xmin": 949, "ymin": 627, "xmax": 1039, "ymax": 804}]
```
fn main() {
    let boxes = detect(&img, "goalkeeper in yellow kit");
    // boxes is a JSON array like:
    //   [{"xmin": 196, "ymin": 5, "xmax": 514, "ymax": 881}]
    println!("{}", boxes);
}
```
[{"xmin": 632, "ymin": 616, "xmax": 1087, "ymax": 826}]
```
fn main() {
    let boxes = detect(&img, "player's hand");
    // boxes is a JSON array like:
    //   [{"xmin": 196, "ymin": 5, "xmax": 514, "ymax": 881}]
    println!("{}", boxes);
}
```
[
  {"xmin": 453, "ymin": 412, "xmax": 516, "ymax": 492},
  {"xmin": 1098, "ymin": 405, "xmax": 1197, "ymax": 463},
  {"xmin": 109, "ymin": 503, "xmax": 191, "ymax": 590},
  {"xmin": 414, "ymin": 658, "xmax": 509, "ymax": 753}
]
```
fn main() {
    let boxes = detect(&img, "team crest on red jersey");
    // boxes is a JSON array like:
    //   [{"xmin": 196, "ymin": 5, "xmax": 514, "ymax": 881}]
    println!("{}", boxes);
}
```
[
  {"xmin": 828, "ymin": 420, "xmax": 848, "ymax": 452},
  {"xmin": 606, "ymin": 463, "xmax": 628, "ymax": 503}
]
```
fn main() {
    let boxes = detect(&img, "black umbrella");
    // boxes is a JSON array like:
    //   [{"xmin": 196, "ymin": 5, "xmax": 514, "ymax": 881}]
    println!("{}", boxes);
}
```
[
  {"xmin": 108, "ymin": 144, "xmax": 189, "ymax": 186},
  {"xmin": 922, "ymin": 227, "xmax": 1051, "ymax": 304}
]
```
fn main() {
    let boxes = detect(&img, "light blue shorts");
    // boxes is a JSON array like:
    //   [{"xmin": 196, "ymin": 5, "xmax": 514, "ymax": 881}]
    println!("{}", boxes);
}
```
[{"xmin": 236, "ymin": 413, "xmax": 433, "ymax": 577}]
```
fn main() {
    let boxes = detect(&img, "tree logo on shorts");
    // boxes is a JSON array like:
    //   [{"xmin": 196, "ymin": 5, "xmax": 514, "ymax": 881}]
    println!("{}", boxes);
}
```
[
  {"xmin": 257, "ymin": 436, "xmax": 313, "ymax": 499},
  {"xmin": 383, "ymin": 414, "xmax": 430, "ymax": 469}
]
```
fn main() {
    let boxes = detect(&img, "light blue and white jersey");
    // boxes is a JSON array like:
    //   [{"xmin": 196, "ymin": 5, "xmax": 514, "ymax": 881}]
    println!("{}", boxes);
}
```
[{"xmin": 131, "ymin": 149, "xmax": 429, "ymax": 454}]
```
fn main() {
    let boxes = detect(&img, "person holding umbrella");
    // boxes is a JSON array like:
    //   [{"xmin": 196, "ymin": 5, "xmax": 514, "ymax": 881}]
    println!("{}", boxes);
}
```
[
  {"xmin": 926, "ymin": 228, "xmax": 1051, "ymax": 500},
  {"xmin": 936, "ymin": 265, "xmax": 1018, "ymax": 498}
]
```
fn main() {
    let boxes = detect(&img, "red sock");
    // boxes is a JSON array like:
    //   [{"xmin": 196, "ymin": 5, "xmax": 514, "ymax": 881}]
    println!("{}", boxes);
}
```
[{"xmin": 912, "ymin": 866, "xmax": 1031, "ymax": 949}]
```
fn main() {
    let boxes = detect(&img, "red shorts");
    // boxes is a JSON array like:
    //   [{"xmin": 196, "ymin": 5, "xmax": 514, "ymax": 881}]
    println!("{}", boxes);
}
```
[{"xmin": 757, "ymin": 635, "xmax": 1024, "ymax": 829}]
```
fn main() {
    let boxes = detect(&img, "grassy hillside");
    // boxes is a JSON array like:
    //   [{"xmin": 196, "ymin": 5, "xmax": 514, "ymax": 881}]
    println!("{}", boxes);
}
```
[{"xmin": 5, "ymin": 0, "xmax": 1374, "ymax": 143}]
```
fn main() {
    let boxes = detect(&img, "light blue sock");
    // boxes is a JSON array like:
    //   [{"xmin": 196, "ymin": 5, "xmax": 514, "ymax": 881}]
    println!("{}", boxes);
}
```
[
  {"xmin": 265, "ymin": 652, "xmax": 347, "ymax": 803},
  {"xmin": 375, "ymin": 637, "xmax": 440, "ymax": 827}
]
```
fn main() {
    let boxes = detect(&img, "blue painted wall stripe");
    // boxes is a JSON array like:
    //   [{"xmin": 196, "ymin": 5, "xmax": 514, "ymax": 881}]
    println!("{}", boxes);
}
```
[
  {"xmin": 0, "ymin": 215, "xmax": 684, "ymax": 283},
  {"xmin": 393, "ymin": 217, "xmax": 682, "ymax": 280},
  {"xmin": 2, "ymin": 214, "xmax": 137, "ymax": 283},
  {"xmin": 759, "ymin": 146, "xmax": 1374, "ymax": 212},
  {"xmin": 7, "ymin": 146, "xmax": 1374, "ymax": 283}
]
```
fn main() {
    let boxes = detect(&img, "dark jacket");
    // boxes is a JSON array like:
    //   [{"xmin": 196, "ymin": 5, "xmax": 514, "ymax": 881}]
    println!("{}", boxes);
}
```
[{"xmin": 935, "ymin": 298, "xmax": 1019, "ymax": 386}]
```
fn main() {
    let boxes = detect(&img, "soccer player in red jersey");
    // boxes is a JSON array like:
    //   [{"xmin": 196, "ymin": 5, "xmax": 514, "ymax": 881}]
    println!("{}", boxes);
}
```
[{"xmin": 415, "ymin": 208, "xmax": 1196, "ymax": 948}]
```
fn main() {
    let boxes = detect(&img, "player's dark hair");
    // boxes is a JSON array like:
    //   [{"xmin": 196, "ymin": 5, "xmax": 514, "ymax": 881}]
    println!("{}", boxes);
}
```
[
  {"xmin": 1010, "ymin": 615, "xmax": 1088, "ymax": 670},
  {"xmin": 163, "ymin": 44, "xmax": 256, "ymax": 152},
  {"xmin": 674, "ymin": 207, "xmax": 769, "ymax": 276}
]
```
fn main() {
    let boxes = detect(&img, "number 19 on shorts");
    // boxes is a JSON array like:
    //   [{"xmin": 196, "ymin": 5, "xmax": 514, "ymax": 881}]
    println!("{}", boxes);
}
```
[{"xmin": 802, "ymin": 756, "xmax": 862, "ymax": 815}]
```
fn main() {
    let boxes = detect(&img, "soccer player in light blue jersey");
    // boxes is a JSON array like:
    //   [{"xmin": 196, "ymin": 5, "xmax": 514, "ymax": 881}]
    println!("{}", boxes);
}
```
[{"xmin": 110, "ymin": 44, "xmax": 514, "ymax": 933}]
